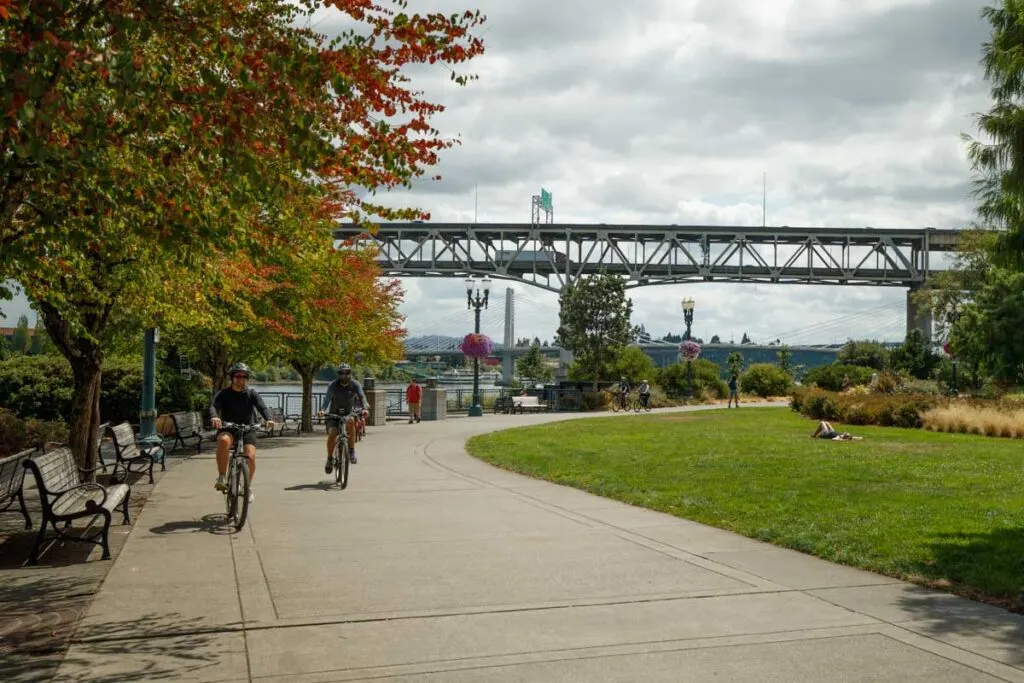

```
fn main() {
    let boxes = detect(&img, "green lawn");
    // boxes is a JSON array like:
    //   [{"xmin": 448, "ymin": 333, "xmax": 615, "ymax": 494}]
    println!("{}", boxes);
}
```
[{"xmin": 466, "ymin": 407, "xmax": 1024, "ymax": 610}]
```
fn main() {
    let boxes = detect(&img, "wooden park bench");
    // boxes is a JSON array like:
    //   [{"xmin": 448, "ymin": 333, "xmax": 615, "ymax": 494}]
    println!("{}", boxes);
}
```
[
  {"xmin": 512, "ymin": 396, "xmax": 550, "ymax": 413},
  {"xmin": 168, "ymin": 411, "xmax": 210, "ymax": 453},
  {"xmin": 259, "ymin": 408, "xmax": 301, "ymax": 437},
  {"xmin": 108, "ymin": 422, "xmax": 166, "ymax": 484},
  {"xmin": 0, "ymin": 448, "xmax": 34, "ymax": 529},
  {"xmin": 22, "ymin": 446, "xmax": 130, "ymax": 563}
]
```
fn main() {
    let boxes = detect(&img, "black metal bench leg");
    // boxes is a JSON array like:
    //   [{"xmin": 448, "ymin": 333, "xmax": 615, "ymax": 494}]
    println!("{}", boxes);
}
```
[
  {"xmin": 99, "ymin": 511, "xmax": 112, "ymax": 560},
  {"xmin": 28, "ymin": 520, "xmax": 49, "ymax": 564},
  {"xmin": 121, "ymin": 489, "xmax": 131, "ymax": 524},
  {"xmin": 160, "ymin": 447, "xmax": 166, "ymax": 471},
  {"xmin": 147, "ymin": 457, "xmax": 154, "ymax": 484},
  {"xmin": 17, "ymin": 488, "xmax": 31, "ymax": 529}
]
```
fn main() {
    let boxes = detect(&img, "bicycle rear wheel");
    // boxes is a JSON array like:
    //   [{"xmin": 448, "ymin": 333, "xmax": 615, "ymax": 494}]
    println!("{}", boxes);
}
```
[
  {"xmin": 632, "ymin": 397, "xmax": 641, "ymax": 412},
  {"xmin": 335, "ymin": 439, "xmax": 350, "ymax": 489}
]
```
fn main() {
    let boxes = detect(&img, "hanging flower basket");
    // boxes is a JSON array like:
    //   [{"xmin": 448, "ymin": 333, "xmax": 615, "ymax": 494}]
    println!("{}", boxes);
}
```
[
  {"xmin": 460, "ymin": 333, "xmax": 494, "ymax": 359},
  {"xmin": 678, "ymin": 340, "xmax": 701, "ymax": 361}
]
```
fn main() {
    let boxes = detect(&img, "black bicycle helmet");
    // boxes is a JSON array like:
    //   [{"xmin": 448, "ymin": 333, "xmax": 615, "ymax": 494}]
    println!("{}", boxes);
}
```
[
  {"xmin": 336, "ymin": 363, "xmax": 352, "ymax": 374},
  {"xmin": 229, "ymin": 362, "xmax": 251, "ymax": 377}
]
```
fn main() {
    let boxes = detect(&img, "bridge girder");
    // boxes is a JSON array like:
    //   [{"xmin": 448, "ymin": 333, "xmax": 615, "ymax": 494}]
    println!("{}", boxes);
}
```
[{"xmin": 333, "ymin": 223, "xmax": 959, "ymax": 293}]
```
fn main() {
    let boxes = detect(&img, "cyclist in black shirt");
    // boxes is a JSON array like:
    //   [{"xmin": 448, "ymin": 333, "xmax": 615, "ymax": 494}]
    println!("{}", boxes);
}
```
[
  {"xmin": 318, "ymin": 363, "xmax": 368, "ymax": 471},
  {"xmin": 210, "ymin": 362, "xmax": 274, "ymax": 499}
]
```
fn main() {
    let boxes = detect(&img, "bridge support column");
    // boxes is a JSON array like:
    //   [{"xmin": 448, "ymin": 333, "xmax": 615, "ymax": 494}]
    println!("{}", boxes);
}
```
[
  {"xmin": 557, "ymin": 348, "xmax": 573, "ymax": 380},
  {"xmin": 503, "ymin": 287, "xmax": 514, "ymax": 385},
  {"xmin": 422, "ymin": 381, "xmax": 447, "ymax": 421},
  {"xmin": 906, "ymin": 287, "xmax": 932, "ymax": 341}
]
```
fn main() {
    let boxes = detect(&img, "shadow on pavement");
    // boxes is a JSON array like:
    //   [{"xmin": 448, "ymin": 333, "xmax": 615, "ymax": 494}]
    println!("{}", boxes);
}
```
[
  {"xmin": 899, "ymin": 526, "xmax": 1024, "ymax": 668},
  {"xmin": 283, "ymin": 482, "xmax": 337, "ymax": 492},
  {"xmin": 148, "ymin": 514, "xmax": 235, "ymax": 536},
  {"xmin": 14, "ymin": 612, "xmax": 228, "ymax": 683}
]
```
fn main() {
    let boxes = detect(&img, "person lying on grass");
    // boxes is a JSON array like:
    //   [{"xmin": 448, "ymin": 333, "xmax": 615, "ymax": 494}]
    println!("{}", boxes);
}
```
[{"xmin": 812, "ymin": 421, "xmax": 863, "ymax": 441}]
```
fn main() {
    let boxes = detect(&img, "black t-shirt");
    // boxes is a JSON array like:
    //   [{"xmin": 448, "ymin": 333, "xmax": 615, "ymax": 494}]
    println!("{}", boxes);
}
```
[{"xmin": 209, "ymin": 387, "xmax": 270, "ymax": 425}]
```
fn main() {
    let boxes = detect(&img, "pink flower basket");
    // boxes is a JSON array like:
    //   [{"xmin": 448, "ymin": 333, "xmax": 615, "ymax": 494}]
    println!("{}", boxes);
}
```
[
  {"xmin": 460, "ymin": 333, "xmax": 494, "ymax": 359},
  {"xmin": 678, "ymin": 340, "xmax": 701, "ymax": 361}
]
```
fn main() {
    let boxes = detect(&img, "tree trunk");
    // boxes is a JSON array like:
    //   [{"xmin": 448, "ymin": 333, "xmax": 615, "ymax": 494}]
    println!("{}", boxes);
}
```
[
  {"xmin": 68, "ymin": 360, "xmax": 103, "ymax": 477},
  {"xmin": 290, "ymin": 360, "xmax": 319, "ymax": 432},
  {"xmin": 37, "ymin": 302, "xmax": 107, "ymax": 477}
]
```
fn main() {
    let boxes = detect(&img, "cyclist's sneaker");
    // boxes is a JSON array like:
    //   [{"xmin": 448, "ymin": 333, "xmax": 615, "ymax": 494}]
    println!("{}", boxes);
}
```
[
  {"xmin": 248, "ymin": 487, "xmax": 255, "ymax": 504},
  {"xmin": 324, "ymin": 456, "xmax": 333, "ymax": 474},
  {"xmin": 349, "ymin": 450, "xmax": 357, "ymax": 464},
  {"xmin": 214, "ymin": 474, "xmax": 226, "ymax": 492}
]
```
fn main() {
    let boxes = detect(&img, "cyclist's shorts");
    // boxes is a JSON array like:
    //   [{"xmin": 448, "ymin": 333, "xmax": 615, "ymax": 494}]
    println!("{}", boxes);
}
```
[
  {"xmin": 325, "ymin": 416, "xmax": 352, "ymax": 431},
  {"xmin": 217, "ymin": 428, "xmax": 258, "ymax": 447}
]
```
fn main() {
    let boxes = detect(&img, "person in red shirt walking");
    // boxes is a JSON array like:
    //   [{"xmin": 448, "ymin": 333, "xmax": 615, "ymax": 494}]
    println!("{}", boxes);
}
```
[{"xmin": 406, "ymin": 378, "xmax": 422, "ymax": 423}]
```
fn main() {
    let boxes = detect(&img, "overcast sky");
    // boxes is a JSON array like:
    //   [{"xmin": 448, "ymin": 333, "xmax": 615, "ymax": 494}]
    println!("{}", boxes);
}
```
[{"xmin": 2, "ymin": 0, "xmax": 991, "ymax": 347}]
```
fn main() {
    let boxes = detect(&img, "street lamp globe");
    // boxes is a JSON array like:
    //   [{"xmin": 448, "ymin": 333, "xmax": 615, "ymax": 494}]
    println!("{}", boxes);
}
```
[
  {"xmin": 481, "ymin": 275, "xmax": 491, "ymax": 294},
  {"xmin": 681, "ymin": 297, "xmax": 695, "ymax": 312},
  {"xmin": 464, "ymin": 277, "xmax": 475, "ymax": 295}
]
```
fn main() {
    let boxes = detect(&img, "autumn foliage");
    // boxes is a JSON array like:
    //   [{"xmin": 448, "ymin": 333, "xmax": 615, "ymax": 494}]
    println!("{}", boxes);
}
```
[{"xmin": 0, "ymin": 1, "xmax": 485, "ymax": 469}]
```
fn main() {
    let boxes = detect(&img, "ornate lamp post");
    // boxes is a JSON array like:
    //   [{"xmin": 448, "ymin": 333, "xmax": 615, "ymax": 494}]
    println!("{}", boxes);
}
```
[
  {"xmin": 465, "ymin": 275, "xmax": 491, "ymax": 416},
  {"xmin": 681, "ymin": 297, "xmax": 696, "ymax": 397}
]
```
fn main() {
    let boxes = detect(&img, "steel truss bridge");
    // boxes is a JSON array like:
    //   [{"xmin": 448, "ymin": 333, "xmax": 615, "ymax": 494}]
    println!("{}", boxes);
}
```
[{"xmin": 332, "ymin": 222, "xmax": 961, "ymax": 293}]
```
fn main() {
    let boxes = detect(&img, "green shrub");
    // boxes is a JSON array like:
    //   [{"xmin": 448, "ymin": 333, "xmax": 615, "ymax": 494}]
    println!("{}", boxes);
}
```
[
  {"xmin": 740, "ymin": 363, "xmax": 792, "ymax": 398},
  {"xmin": 0, "ymin": 355, "xmax": 74, "ymax": 421},
  {"xmin": 655, "ymin": 359, "xmax": 728, "ymax": 400},
  {"xmin": 802, "ymin": 364, "xmax": 874, "ymax": 391},
  {"xmin": 0, "ymin": 408, "xmax": 68, "ymax": 457},
  {"xmin": 790, "ymin": 388, "xmax": 940, "ymax": 428},
  {"xmin": 582, "ymin": 391, "xmax": 611, "ymax": 411},
  {"xmin": 0, "ymin": 354, "xmax": 209, "ymax": 423}
]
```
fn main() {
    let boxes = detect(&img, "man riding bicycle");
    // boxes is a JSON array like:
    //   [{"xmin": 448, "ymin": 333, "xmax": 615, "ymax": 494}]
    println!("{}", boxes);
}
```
[
  {"xmin": 319, "ymin": 363, "xmax": 369, "ymax": 472},
  {"xmin": 638, "ymin": 379, "xmax": 651, "ymax": 408},
  {"xmin": 210, "ymin": 362, "xmax": 274, "ymax": 502}
]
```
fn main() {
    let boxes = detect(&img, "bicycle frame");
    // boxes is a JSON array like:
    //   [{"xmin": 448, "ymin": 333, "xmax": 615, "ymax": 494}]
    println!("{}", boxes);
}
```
[
  {"xmin": 219, "ymin": 422, "xmax": 260, "ymax": 529},
  {"xmin": 326, "ymin": 411, "xmax": 355, "ymax": 488}
]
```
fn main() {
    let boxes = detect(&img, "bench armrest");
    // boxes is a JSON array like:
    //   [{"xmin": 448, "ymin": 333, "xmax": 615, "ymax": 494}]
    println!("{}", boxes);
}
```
[{"xmin": 55, "ymin": 481, "xmax": 108, "ymax": 508}]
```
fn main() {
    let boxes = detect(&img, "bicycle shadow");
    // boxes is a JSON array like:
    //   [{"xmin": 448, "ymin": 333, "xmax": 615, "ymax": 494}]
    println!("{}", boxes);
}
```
[
  {"xmin": 283, "ymin": 482, "xmax": 339, "ymax": 492},
  {"xmin": 147, "ymin": 514, "xmax": 237, "ymax": 536}
]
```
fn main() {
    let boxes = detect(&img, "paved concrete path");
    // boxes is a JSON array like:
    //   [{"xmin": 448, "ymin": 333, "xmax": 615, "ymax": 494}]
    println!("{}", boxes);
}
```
[{"xmin": 56, "ymin": 407, "xmax": 1024, "ymax": 682}]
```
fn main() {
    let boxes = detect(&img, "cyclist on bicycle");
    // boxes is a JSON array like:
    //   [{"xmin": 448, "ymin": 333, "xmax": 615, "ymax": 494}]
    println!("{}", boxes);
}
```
[
  {"xmin": 618, "ymin": 376, "xmax": 631, "ymax": 398},
  {"xmin": 319, "ymin": 363, "xmax": 369, "ymax": 472},
  {"xmin": 210, "ymin": 362, "xmax": 274, "ymax": 500},
  {"xmin": 638, "ymin": 379, "xmax": 651, "ymax": 408}
]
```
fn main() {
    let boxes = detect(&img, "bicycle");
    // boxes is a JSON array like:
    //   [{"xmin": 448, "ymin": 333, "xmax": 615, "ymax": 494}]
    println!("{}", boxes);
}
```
[
  {"xmin": 218, "ymin": 422, "xmax": 261, "ymax": 531},
  {"xmin": 325, "ymin": 411, "xmax": 356, "ymax": 489},
  {"xmin": 635, "ymin": 393, "xmax": 652, "ymax": 412},
  {"xmin": 611, "ymin": 391, "xmax": 631, "ymax": 412}
]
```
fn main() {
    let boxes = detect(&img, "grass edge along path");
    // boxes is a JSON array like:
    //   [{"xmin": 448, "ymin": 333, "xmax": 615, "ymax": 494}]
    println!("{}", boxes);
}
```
[{"xmin": 466, "ymin": 407, "xmax": 1024, "ymax": 613}]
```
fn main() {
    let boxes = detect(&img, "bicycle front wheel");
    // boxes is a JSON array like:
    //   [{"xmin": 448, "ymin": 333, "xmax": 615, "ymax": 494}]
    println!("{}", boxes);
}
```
[
  {"xmin": 225, "ymin": 462, "xmax": 236, "ymax": 521},
  {"xmin": 233, "ymin": 459, "xmax": 250, "ymax": 531},
  {"xmin": 632, "ymin": 397, "xmax": 641, "ymax": 413},
  {"xmin": 336, "ymin": 439, "xmax": 350, "ymax": 489},
  {"xmin": 611, "ymin": 397, "xmax": 622, "ymax": 412}
]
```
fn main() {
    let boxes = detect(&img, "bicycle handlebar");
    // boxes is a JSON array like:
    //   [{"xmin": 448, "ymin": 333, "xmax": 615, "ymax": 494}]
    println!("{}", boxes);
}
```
[{"xmin": 218, "ymin": 422, "xmax": 264, "ymax": 433}]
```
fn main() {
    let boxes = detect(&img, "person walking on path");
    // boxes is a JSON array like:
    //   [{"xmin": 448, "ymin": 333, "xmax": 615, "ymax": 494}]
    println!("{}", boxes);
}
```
[
  {"xmin": 406, "ymin": 378, "xmax": 422, "ymax": 423},
  {"xmin": 728, "ymin": 373, "xmax": 740, "ymax": 408}
]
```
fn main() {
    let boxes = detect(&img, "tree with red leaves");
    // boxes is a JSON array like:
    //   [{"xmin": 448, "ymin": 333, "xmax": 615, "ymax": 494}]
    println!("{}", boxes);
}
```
[{"xmin": 0, "ymin": 1, "xmax": 484, "ymax": 470}]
